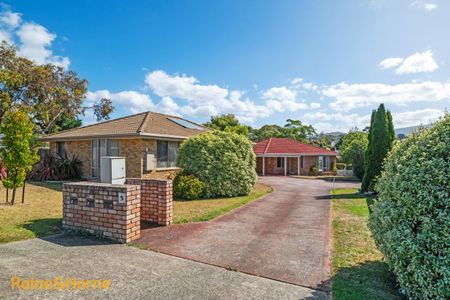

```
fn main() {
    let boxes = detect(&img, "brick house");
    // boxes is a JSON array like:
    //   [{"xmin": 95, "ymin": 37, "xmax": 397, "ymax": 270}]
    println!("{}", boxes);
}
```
[
  {"xmin": 253, "ymin": 137, "xmax": 337, "ymax": 176},
  {"xmin": 39, "ymin": 111, "xmax": 208, "ymax": 179}
]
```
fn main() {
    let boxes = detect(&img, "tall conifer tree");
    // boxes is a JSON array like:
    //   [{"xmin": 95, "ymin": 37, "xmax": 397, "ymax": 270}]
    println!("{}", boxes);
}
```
[{"xmin": 361, "ymin": 104, "xmax": 394, "ymax": 192}]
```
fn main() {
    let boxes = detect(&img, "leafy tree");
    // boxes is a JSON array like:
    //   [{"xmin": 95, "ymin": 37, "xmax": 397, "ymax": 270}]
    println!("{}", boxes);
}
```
[
  {"xmin": 311, "ymin": 132, "xmax": 332, "ymax": 149},
  {"xmin": 0, "ymin": 42, "xmax": 113, "ymax": 134},
  {"xmin": 387, "ymin": 111, "xmax": 395, "ymax": 141},
  {"xmin": 0, "ymin": 110, "xmax": 39, "ymax": 205},
  {"xmin": 54, "ymin": 115, "xmax": 83, "ymax": 132},
  {"xmin": 251, "ymin": 124, "xmax": 284, "ymax": 141},
  {"xmin": 251, "ymin": 119, "xmax": 317, "ymax": 142},
  {"xmin": 340, "ymin": 131, "xmax": 368, "ymax": 179},
  {"xmin": 177, "ymin": 131, "xmax": 256, "ymax": 197},
  {"xmin": 369, "ymin": 114, "xmax": 449, "ymax": 299},
  {"xmin": 203, "ymin": 113, "xmax": 249, "ymax": 136},
  {"xmin": 283, "ymin": 119, "xmax": 317, "ymax": 142},
  {"xmin": 361, "ymin": 104, "xmax": 395, "ymax": 192}
]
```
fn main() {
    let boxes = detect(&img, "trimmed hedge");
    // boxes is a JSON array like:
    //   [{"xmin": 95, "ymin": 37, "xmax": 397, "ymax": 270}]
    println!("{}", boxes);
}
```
[
  {"xmin": 176, "ymin": 131, "xmax": 257, "ymax": 198},
  {"xmin": 369, "ymin": 114, "xmax": 449, "ymax": 299}
]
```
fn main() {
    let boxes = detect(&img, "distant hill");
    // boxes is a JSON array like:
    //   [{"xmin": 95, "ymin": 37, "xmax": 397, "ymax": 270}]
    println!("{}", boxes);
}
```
[{"xmin": 395, "ymin": 124, "xmax": 432, "ymax": 138}]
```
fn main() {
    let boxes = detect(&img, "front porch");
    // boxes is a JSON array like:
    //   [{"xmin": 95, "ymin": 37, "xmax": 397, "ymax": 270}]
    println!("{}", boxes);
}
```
[{"xmin": 256, "ymin": 155, "xmax": 334, "ymax": 176}]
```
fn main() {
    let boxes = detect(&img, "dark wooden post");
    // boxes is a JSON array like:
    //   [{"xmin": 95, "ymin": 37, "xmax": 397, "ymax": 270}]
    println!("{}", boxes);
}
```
[
  {"xmin": 11, "ymin": 188, "xmax": 16, "ymax": 205},
  {"xmin": 22, "ymin": 181, "xmax": 26, "ymax": 203},
  {"xmin": 6, "ymin": 188, "xmax": 8, "ymax": 203}
]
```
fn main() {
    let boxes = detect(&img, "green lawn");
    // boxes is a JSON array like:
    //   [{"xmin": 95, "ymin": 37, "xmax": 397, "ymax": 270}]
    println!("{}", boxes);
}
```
[
  {"xmin": 331, "ymin": 188, "xmax": 405, "ymax": 300},
  {"xmin": 0, "ymin": 182, "xmax": 63, "ymax": 244},
  {"xmin": 173, "ymin": 183, "xmax": 272, "ymax": 223}
]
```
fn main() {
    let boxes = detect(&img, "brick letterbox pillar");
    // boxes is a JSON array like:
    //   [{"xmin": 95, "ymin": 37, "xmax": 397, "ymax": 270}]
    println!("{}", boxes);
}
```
[
  {"xmin": 62, "ymin": 182, "xmax": 141, "ymax": 243},
  {"xmin": 125, "ymin": 178, "xmax": 173, "ymax": 226}
]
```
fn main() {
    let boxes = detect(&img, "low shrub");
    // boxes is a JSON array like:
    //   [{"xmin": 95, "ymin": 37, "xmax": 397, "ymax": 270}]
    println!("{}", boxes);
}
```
[
  {"xmin": 369, "ymin": 114, "xmax": 449, "ymax": 300},
  {"xmin": 331, "ymin": 161, "xmax": 337, "ymax": 175},
  {"xmin": 336, "ymin": 163, "xmax": 346, "ymax": 170},
  {"xmin": 177, "ymin": 131, "xmax": 256, "ymax": 198},
  {"xmin": 173, "ymin": 174, "xmax": 205, "ymax": 200},
  {"xmin": 309, "ymin": 165, "xmax": 319, "ymax": 176},
  {"xmin": 29, "ymin": 153, "xmax": 83, "ymax": 181}
]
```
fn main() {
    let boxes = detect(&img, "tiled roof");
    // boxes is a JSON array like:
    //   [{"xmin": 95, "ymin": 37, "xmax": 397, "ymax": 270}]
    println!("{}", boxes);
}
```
[
  {"xmin": 40, "ymin": 111, "xmax": 209, "ymax": 141},
  {"xmin": 253, "ymin": 137, "xmax": 337, "ymax": 156}
]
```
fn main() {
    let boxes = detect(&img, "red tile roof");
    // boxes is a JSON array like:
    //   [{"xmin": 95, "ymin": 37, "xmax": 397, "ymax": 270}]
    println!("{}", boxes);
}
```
[{"xmin": 253, "ymin": 137, "xmax": 337, "ymax": 156}]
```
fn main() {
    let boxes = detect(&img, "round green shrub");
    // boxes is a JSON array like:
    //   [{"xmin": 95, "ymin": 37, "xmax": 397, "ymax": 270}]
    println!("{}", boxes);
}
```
[
  {"xmin": 369, "ymin": 114, "xmax": 449, "ymax": 300},
  {"xmin": 309, "ymin": 165, "xmax": 319, "ymax": 176},
  {"xmin": 173, "ymin": 174, "xmax": 205, "ymax": 200},
  {"xmin": 176, "ymin": 131, "xmax": 257, "ymax": 198}
]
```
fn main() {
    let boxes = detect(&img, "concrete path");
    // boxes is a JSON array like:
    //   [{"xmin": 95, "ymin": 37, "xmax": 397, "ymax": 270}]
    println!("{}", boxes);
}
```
[
  {"xmin": 138, "ymin": 176, "xmax": 360, "ymax": 291},
  {"xmin": 0, "ymin": 234, "xmax": 325, "ymax": 299}
]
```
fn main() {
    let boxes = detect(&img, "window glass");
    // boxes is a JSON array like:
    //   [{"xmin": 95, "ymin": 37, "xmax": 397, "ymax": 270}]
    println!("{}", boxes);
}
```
[
  {"xmin": 277, "ymin": 157, "xmax": 284, "ymax": 168},
  {"xmin": 107, "ymin": 140, "xmax": 119, "ymax": 156},
  {"xmin": 56, "ymin": 142, "xmax": 67, "ymax": 158},
  {"xmin": 300, "ymin": 156, "xmax": 304, "ymax": 168},
  {"xmin": 157, "ymin": 141, "xmax": 179, "ymax": 168}
]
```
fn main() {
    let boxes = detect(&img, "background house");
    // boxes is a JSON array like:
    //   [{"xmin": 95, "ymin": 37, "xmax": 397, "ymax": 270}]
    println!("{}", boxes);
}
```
[
  {"xmin": 253, "ymin": 137, "xmax": 337, "ymax": 176},
  {"xmin": 39, "ymin": 111, "xmax": 208, "ymax": 179}
]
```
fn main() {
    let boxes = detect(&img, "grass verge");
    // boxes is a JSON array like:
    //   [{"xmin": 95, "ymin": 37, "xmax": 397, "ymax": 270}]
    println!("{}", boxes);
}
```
[
  {"xmin": 173, "ymin": 183, "xmax": 272, "ymax": 224},
  {"xmin": 331, "ymin": 188, "xmax": 405, "ymax": 300},
  {"xmin": 0, "ymin": 182, "xmax": 63, "ymax": 244}
]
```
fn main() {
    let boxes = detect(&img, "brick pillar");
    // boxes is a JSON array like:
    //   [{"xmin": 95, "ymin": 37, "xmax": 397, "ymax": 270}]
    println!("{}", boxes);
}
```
[{"xmin": 125, "ymin": 178, "xmax": 173, "ymax": 226}]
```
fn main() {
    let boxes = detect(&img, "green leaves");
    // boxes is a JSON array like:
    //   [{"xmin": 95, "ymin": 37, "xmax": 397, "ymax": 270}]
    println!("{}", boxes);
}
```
[
  {"xmin": 361, "ymin": 104, "xmax": 395, "ymax": 191},
  {"xmin": 340, "ymin": 131, "xmax": 368, "ymax": 179},
  {"xmin": 0, "ymin": 110, "xmax": 39, "ymax": 193},
  {"xmin": 177, "ymin": 131, "xmax": 257, "ymax": 198},
  {"xmin": 369, "ymin": 114, "xmax": 450, "ymax": 300}
]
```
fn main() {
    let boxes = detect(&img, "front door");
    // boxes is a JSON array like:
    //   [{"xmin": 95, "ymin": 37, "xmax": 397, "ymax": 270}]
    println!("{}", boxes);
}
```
[
  {"xmin": 317, "ymin": 156, "xmax": 324, "ymax": 172},
  {"xmin": 288, "ymin": 158, "xmax": 297, "ymax": 174}
]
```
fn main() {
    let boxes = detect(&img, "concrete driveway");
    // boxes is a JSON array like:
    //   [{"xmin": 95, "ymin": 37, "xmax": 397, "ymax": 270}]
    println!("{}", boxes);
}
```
[
  {"xmin": 0, "ymin": 234, "xmax": 324, "ymax": 299},
  {"xmin": 138, "ymin": 176, "xmax": 360, "ymax": 291}
]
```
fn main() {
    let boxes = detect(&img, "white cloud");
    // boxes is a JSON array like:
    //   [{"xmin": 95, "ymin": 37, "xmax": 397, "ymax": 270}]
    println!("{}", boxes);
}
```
[
  {"xmin": 324, "ymin": 81, "xmax": 450, "ymax": 111},
  {"xmin": 145, "ymin": 70, "xmax": 270, "ymax": 122},
  {"xmin": 0, "ymin": 7, "xmax": 70, "ymax": 69},
  {"xmin": 379, "ymin": 57, "xmax": 403, "ymax": 69},
  {"xmin": 145, "ymin": 70, "xmax": 229, "ymax": 106},
  {"xmin": 310, "ymin": 102, "xmax": 321, "ymax": 109},
  {"xmin": 0, "ymin": 29, "xmax": 10, "ymax": 43},
  {"xmin": 411, "ymin": 1, "xmax": 438, "ymax": 11},
  {"xmin": 302, "ymin": 111, "xmax": 371, "ymax": 131},
  {"xmin": 0, "ymin": 10, "xmax": 21, "ymax": 27},
  {"xmin": 87, "ymin": 90, "xmax": 154, "ymax": 114},
  {"xmin": 393, "ymin": 108, "xmax": 444, "ymax": 127},
  {"xmin": 379, "ymin": 50, "xmax": 438, "ymax": 74},
  {"xmin": 395, "ymin": 50, "xmax": 438, "ymax": 74},
  {"xmin": 263, "ymin": 86, "xmax": 307, "ymax": 112}
]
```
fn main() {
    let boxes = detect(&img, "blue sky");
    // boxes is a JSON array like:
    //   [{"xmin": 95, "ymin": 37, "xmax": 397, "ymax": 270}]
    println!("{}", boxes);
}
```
[{"xmin": 1, "ymin": 0, "xmax": 449, "ymax": 132}]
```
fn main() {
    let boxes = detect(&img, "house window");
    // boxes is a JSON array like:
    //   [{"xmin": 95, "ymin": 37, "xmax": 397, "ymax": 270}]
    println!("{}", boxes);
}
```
[
  {"xmin": 300, "ymin": 156, "xmax": 304, "ymax": 168},
  {"xmin": 276, "ymin": 157, "xmax": 285, "ymax": 168},
  {"xmin": 91, "ymin": 139, "xmax": 120, "ymax": 177},
  {"xmin": 324, "ymin": 156, "xmax": 330, "ymax": 170},
  {"xmin": 157, "ymin": 141, "xmax": 179, "ymax": 168},
  {"xmin": 56, "ymin": 142, "xmax": 67, "ymax": 158}
]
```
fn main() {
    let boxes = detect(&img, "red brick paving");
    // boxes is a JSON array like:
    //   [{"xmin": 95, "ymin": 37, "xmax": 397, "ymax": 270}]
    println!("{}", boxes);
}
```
[{"xmin": 137, "ymin": 177, "xmax": 360, "ymax": 291}]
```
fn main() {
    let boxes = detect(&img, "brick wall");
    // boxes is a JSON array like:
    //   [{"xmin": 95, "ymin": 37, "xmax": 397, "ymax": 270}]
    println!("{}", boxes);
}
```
[
  {"xmin": 125, "ymin": 178, "xmax": 173, "ymax": 226},
  {"xmin": 50, "ymin": 140, "xmax": 92, "ymax": 177},
  {"xmin": 62, "ymin": 182, "xmax": 141, "ymax": 243}
]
